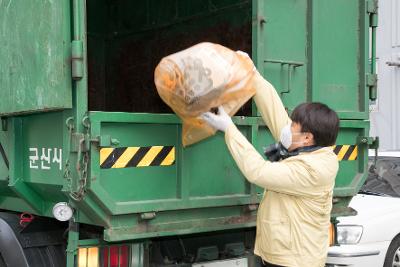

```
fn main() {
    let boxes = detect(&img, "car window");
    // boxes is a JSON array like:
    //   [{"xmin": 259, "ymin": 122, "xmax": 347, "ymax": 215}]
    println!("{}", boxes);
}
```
[{"xmin": 361, "ymin": 156, "xmax": 400, "ymax": 198}]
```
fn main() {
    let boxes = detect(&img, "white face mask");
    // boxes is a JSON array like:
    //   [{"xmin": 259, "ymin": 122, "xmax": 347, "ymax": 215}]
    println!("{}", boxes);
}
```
[{"xmin": 280, "ymin": 124, "xmax": 305, "ymax": 149}]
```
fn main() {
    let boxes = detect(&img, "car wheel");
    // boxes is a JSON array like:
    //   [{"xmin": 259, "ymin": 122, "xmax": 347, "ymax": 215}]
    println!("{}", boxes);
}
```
[{"xmin": 384, "ymin": 235, "xmax": 400, "ymax": 267}]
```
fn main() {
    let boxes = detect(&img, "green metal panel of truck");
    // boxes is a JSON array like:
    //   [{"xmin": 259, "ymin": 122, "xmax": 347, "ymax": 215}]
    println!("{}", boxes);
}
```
[{"xmin": 0, "ymin": 0, "xmax": 377, "ymax": 266}]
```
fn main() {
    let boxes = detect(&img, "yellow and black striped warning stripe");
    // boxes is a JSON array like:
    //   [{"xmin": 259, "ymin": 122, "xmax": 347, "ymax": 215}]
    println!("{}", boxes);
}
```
[
  {"xmin": 332, "ymin": 145, "xmax": 358, "ymax": 161},
  {"xmin": 100, "ymin": 146, "xmax": 175, "ymax": 169}
]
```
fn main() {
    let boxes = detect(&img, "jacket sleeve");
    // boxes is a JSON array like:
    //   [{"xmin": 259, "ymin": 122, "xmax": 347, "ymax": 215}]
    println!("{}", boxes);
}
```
[
  {"xmin": 253, "ymin": 72, "xmax": 291, "ymax": 141},
  {"xmin": 224, "ymin": 124, "xmax": 317, "ymax": 196}
]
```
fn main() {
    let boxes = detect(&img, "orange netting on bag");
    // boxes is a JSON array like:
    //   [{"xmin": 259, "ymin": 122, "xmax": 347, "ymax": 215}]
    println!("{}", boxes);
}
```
[{"xmin": 154, "ymin": 42, "xmax": 256, "ymax": 146}]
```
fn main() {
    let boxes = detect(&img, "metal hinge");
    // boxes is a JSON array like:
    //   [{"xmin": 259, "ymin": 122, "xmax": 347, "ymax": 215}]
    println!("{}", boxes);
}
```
[
  {"xmin": 367, "ymin": 0, "xmax": 378, "ymax": 14},
  {"xmin": 71, "ymin": 133, "xmax": 90, "ymax": 153},
  {"xmin": 366, "ymin": 73, "xmax": 378, "ymax": 101},
  {"xmin": 357, "ymin": 136, "xmax": 379, "ymax": 148},
  {"xmin": 367, "ymin": 0, "xmax": 378, "ymax": 27},
  {"xmin": 92, "ymin": 135, "xmax": 120, "ymax": 147},
  {"xmin": 366, "ymin": 73, "xmax": 377, "ymax": 87},
  {"xmin": 358, "ymin": 136, "xmax": 380, "ymax": 169},
  {"xmin": 71, "ymin": 40, "xmax": 84, "ymax": 80}
]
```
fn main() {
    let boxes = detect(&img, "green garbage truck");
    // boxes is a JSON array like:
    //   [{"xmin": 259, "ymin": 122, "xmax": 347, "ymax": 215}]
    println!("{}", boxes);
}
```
[{"xmin": 0, "ymin": 0, "xmax": 378, "ymax": 266}]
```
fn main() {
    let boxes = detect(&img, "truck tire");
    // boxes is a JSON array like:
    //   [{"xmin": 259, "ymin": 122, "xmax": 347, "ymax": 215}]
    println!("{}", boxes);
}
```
[
  {"xmin": 383, "ymin": 234, "xmax": 400, "ymax": 267},
  {"xmin": 0, "ymin": 253, "xmax": 8, "ymax": 267},
  {"xmin": 0, "ymin": 212, "xmax": 66, "ymax": 267},
  {"xmin": 0, "ymin": 215, "xmax": 29, "ymax": 267}
]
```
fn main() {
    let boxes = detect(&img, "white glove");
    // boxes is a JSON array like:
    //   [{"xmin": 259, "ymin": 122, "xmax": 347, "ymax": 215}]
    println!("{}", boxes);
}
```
[{"xmin": 201, "ymin": 106, "xmax": 234, "ymax": 132}]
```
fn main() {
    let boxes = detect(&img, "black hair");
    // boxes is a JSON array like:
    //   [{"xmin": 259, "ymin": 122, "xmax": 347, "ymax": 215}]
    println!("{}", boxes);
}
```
[{"xmin": 291, "ymin": 102, "xmax": 339, "ymax": 147}]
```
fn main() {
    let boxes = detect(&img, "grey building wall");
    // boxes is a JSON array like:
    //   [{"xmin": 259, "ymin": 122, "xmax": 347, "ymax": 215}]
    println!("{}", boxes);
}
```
[{"xmin": 370, "ymin": 0, "xmax": 400, "ymax": 151}]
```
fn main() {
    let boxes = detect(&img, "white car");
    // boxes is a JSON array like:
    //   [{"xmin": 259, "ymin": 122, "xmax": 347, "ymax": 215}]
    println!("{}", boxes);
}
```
[{"xmin": 326, "ymin": 152, "xmax": 400, "ymax": 267}]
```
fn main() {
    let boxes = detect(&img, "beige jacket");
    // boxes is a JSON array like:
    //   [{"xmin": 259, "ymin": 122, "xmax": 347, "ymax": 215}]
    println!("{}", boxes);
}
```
[{"xmin": 224, "ymin": 73, "xmax": 339, "ymax": 267}]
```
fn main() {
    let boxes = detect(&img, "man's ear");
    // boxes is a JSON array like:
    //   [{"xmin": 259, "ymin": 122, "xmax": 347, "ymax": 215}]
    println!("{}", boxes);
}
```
[{"xmin": 304, "ymin": 132, "xmax": 314, "ymax": 144}]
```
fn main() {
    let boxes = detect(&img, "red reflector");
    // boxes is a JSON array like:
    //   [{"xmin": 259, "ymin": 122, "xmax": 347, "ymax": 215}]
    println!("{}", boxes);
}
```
[
  {"xmin": 101, "ymin": 245, "xmax": 130, "ymax": 267},
  {"xmin": 119, "ymin": 246, "xmax": 129, "ymax": 267},
  {"xmin": 102, "ymin": 247, "xmax": 109, "ymax": 267},
  {"xmin": 109, "ymin": 246, "xmax": 119, "ymax": 267}
]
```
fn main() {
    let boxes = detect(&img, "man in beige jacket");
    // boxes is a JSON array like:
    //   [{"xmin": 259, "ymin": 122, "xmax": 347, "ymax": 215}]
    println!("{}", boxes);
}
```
[{"xmin": 201, "ymin": 72, "xmax": 339, "ymax": 267}]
